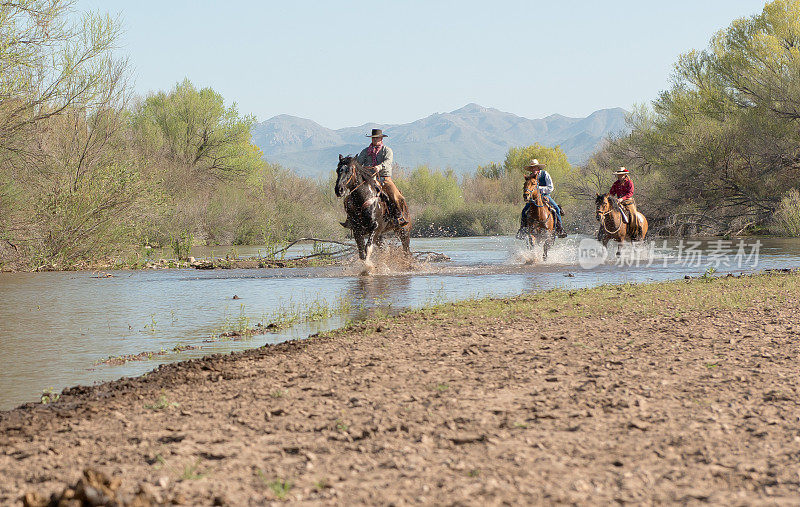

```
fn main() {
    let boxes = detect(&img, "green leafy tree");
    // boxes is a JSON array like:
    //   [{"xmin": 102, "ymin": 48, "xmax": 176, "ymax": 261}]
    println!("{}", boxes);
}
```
[
  {"xmin": 0, "ymin": 0, "xmax": 143, "ymax": 268},
  {"xmin": 588, "ymin": 0, "xmax": 800, "ymax": 235},
  {"xmin": 0, "ymin": 1, "xmax": 120, "ymax": 156},
  {"xmin": 401, "ymin": 165, "xmax": 464, "ymax": 211},
  {"xmin": 503, "ymin": 144, "xmax": 572, "ymax": 181},
  {"xmin": 132, "ymin": 79, "xmax": 261, "ymax": 181}
]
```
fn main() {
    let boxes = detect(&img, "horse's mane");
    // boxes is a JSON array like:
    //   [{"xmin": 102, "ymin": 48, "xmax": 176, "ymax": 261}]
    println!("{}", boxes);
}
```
[
  {"xmin": 524, "ymin": 175, "xmax": 541, "ymax": 199},
  {"xmin": 341, "ymin": 155, "xmax": 377, "ymax": 185},
  {"xmin": 596, "ymin": 193, "xmax": 620, "ymax": 208}
]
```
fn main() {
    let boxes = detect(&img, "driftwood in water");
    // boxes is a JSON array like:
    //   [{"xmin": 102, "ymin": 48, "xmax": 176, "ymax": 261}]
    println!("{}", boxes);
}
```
[
  {"xmin": 277, "ymin": 238, "xmax": 450, "ymax": 263},
  {"xmin": 190, "ymin": 237, "xmax": 450, "ymax": 269}
]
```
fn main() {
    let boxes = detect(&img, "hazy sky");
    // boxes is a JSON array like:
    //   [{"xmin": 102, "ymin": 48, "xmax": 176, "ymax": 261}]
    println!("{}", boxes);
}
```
[{"xmin": 75, "ymin": 0, "xmax": 766, "ymax": 128}]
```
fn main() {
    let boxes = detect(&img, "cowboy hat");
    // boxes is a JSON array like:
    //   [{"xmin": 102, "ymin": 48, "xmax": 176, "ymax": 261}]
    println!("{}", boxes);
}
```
[
  {"xmin": 614, "ymin": 167, "xmax": 630, "ymax": 175},
  {"xmin": 524, "ymin": 159, "xmax": 546, "ymax": 171},
  {"xmin": 366, "ymin": 128, "xmax": 388, "ymax": 138}
]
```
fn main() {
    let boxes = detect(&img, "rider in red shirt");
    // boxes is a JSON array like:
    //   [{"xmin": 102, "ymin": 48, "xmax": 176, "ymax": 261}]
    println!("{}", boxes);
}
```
[
  {"xmin": 608, "ymin": 167, "xmax": 641, "ymax": 237},
  {"xmin": 609, "ymin": 172, "xmax": 633, "ymax": 200}
]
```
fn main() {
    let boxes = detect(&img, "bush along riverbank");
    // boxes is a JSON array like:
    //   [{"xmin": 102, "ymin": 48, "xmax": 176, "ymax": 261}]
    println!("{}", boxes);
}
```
[{"xmin": 3, "ymin": 270, "xmax": 799, "ymax": 504}]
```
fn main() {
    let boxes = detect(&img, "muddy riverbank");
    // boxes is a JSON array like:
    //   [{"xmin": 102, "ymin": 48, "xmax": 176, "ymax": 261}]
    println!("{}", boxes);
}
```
[{"xmin": 2, "ymin": 271, "xmax": 800, "ymax": 505}]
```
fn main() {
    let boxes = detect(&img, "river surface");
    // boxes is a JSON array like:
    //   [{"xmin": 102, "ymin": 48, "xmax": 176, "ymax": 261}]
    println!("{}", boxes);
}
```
[{"xmin": 2, "ymin": 235, "xmax": 799, "ymax": 410}]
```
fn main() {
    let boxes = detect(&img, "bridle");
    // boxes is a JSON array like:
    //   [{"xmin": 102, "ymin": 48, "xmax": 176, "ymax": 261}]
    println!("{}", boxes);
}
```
[
  {"xmin": 597, "ymin": 199, "xmax": 622, "ymax": 234},
  {"xmin": 524, "ymin": 182, "xmax": 551, "ymax": 224}
]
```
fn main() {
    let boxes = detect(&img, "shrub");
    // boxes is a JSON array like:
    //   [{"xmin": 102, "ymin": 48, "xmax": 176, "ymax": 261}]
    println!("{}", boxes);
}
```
[{"xmin": 771, "ymin": 188, "xmax": 800, "ymax": 237}]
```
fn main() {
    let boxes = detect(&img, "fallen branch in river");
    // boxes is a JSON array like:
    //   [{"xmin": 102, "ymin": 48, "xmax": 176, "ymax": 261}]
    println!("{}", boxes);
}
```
[{"xmin": 271, "ymin": 237, "xmax": 354, "ymax": 257}]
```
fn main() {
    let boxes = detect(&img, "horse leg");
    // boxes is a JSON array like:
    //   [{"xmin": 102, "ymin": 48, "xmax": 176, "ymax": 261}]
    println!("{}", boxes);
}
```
[
  {"xmin": 399, "ymin": 225, "xmax": 411, "ymax": 256},
  {"xmin": 364, "ymin": 242, "xmax": 374, "ymax": 269},
  {"xmin": 354, "ymin": 232, "xmax": 367, "ymax": 261},
  {"xmin": 363, "ymin": 230, "xmax": 378, "ymax": 269}
]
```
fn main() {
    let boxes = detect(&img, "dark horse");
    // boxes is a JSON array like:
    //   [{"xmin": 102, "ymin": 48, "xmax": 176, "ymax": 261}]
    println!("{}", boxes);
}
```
[
  {"xmin": 595, "ymin": 193, "xmax": 648, "ymax": 253},
  {"xmin": 519, "ymin": 172, "xmax": 556, "ymax": 260},
  {"xmin": 335, "ymin": 155, "xmax": 411, "ymax": 270}
]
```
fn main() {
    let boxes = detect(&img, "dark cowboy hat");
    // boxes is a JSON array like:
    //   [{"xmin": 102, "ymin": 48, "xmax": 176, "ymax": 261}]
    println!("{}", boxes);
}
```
[
  {"xmin": 366, "ymin": 128, "xmax": 388, "ymax": 138},
  {"xmin": 524, "ymin": 159, "xmax": 546, "ymax": 171}
]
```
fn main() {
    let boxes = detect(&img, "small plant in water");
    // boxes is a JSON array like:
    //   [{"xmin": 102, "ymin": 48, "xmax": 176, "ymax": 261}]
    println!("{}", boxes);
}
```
[
  {"xmin": 335, "ymin": 419, "xmax": 349, "ymax": 432},
  {"xmin": 169, "ymin": 230, "xmax": 193, "ymax": 260},
  {"xmin": 700, "ymin": 266, "xmax": 717, "ymax": 281},
  {"xmin": 260, "ymin": 221, "xmax": 288, "ymax": 261},
  {"xmin": 41, "ymin": 387, "xmax": 60, "ymax": 404},
  {"xmin": 144, "ymin": 314, "xmax": 158, "ymax": 334},
  {"xmin": 311, "ymin": 240, "xmax": 334, "ymax": 256}
]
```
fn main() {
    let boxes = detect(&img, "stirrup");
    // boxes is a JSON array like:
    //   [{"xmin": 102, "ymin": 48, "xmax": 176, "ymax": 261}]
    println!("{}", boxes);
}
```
[{"xmin": 396, "ymin": 216, "xmax": 408, "ymax": 227}]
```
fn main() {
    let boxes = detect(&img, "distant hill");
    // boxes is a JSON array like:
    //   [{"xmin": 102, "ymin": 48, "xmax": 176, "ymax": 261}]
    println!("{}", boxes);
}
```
[{"xmin": 251, "ymin": 104, "xmax": 629, "ymax": 177}]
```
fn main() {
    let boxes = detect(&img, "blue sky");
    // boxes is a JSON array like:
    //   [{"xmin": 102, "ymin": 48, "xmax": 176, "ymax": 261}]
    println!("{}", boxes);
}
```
[{"xmin": 76, "ymin": 0, "xmax": 766, "ymax": 128}]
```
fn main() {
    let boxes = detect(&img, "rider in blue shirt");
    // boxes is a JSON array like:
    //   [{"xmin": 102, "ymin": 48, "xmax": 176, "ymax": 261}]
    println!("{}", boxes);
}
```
[{"xmin": 518, "ymin": 159, "xmax": 567, "ymax": 238}]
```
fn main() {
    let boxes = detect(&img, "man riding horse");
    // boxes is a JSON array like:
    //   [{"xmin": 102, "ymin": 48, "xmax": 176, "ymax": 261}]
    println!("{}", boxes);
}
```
[
  {"xmin": 345, "ymin": 128, "xmax": 408, "ymax": 227},
  {"xmin": 608, "ymin": 167, "xmax": 642, "ymax": 239},
  {"xmin": 518, "ymin": 159, "xmax": 567, "ymax": 238}
]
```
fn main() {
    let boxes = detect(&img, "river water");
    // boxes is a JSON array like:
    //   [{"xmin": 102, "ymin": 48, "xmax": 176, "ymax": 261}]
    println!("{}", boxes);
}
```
[{"xmin": 1, "ymin": 235, "xmax": 799, "ymax": 410}]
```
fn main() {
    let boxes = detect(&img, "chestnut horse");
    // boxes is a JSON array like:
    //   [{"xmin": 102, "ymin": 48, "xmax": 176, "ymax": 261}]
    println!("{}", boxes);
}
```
[
  {"xmin": 520, "ymin": 173, "xmax": 556, "ymax": 260},
  {"xmin": 595, "ymin": 193, "xmax": 648, "ymax": 252},
  {"xmin": 335, "ymin": 155, "xmax": 411, "ymax": 269}
]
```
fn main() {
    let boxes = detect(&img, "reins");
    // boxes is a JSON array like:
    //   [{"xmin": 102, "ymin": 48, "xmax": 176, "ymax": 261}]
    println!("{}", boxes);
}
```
[
  {"xmin": 524, "ymin": 188, "xmax": 552, "ymax": 227},
  {"xmin": 597, "ymin": 206, "xmax": 622, "ymax": 234},
  {"xmin": 340, "ymin": 161, "xmax": 382, "ymax": 209}
]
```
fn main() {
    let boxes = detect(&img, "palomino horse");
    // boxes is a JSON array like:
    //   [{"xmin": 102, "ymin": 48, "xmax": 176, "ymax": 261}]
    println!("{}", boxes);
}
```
[
  {"xmin": 335, "ymin": 155, "xmax": 411, "ymax": 270},
  {"xmin": 520, "ymin": 172, "xmax": 556, "ymax": 260},
  {"xmin": 595, "ymin": 193, "xmax": 648, "ymax": 252}
]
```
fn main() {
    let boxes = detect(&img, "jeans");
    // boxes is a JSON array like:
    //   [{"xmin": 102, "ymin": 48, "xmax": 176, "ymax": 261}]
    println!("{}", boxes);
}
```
[{"xmin": 522, "ymin": 195, "xmax": 562, "ymax": 229}]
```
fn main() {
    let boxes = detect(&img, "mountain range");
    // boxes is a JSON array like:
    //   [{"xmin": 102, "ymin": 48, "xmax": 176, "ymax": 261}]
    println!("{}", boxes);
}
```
[{"xmin": 251, "ymin": 104, "xmax": 629, "ymax": 177}]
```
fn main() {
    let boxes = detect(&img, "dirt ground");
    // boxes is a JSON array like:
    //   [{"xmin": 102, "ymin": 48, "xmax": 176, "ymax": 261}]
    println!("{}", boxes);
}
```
[{"xmin": 2, "ymin": 272, "xmax": 800, "ymax": 505}]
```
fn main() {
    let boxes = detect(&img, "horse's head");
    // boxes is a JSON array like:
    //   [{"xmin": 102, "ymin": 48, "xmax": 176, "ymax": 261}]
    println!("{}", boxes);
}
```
[
  {"xmin": 595, "ymin": 193, "xmax": 614, "ymax": 221},
  {"xmin": 335, "ymin": 154, "xmax": 356, "ymax": 197},
  {"xmin": 523, "ymin": 173, "xmax": 540, "ymax": 202}
]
